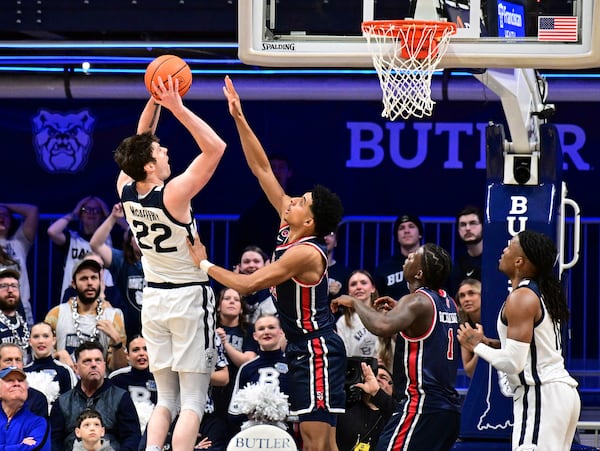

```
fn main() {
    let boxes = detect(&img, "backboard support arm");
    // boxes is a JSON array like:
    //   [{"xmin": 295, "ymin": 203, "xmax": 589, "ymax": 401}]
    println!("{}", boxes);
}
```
[{"xmin": 474, "ymin": 68, "xmax": 555, "ymax": 185}]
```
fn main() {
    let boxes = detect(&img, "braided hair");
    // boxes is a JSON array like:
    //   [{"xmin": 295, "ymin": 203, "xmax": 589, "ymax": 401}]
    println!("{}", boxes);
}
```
[
  {"xmin": 421, "ymin": 243, "xmax": 452, "ymax": 290},
  {"xmin": 518, "ymin": 230, "xmax": 569, "ymax": 324}
]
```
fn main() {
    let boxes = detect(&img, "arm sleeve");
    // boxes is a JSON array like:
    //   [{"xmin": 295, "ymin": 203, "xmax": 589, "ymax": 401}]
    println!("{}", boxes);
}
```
[
  {"xmin": 27, "ymin": 389, "xmax": 49, "ymax": 419},
  {"xmin": 30, "ymin": 416, "xmax": 51, "ymax": 451},
  {"xmin": 116, "ymin": 394, "xmax": 142, "ymax": 451},
  {"xmin": 371, "ymin": 389, "xmax": 399, "ymax": 419},
  {"xmin": 49, "ymin": 400, "xmax": 66, "ymax": 451},
  {"xmin": 474, "ymin": 338, "xmax": 530, "ymax": 375}
]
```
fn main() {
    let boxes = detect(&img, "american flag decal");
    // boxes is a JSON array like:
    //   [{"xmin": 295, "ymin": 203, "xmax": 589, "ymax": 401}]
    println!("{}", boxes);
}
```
[{"xmin": 538, "ymin": 16, "xmax": 578, "ymax": 42}]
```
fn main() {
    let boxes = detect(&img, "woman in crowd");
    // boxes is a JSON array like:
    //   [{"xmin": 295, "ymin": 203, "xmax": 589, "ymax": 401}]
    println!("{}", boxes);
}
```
[
  {"xmin": 211, "ymin": 287, "xmax": 259, "ymax": 443},
  {"xmin": 336, "ymin": 270, "xmax": 380, "ymax": 359}
]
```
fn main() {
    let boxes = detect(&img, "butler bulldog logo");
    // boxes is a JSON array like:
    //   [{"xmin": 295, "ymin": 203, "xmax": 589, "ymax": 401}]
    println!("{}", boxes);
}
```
[{"xmin": 32, "ymin": 109, "xmax": 95, "ymax": 173}]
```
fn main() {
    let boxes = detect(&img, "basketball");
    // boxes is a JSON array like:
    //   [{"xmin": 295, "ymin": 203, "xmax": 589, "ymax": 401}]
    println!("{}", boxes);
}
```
[{"xmin": 144, "ymin": 55, "xmax": 192, "ymax": 99}]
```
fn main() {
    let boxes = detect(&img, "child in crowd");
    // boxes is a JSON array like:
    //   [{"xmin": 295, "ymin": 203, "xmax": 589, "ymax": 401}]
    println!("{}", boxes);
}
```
[{"xmin": 73, "ymin": 409, "xmax": 115, "ymax": 451}]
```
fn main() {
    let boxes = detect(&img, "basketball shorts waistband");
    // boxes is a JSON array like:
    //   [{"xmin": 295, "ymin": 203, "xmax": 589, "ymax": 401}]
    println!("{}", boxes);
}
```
[
  {"xmin": 288, "ymin": 327, "xmax": 335, "ymax": 344},
  {"xmin": 147, "ymin": 280, "xmax": 210, "ymax": 289}
]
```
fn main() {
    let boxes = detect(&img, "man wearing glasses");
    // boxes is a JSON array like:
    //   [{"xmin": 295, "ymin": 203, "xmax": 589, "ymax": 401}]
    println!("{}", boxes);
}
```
[
  {"xmin": 0, "ymin": 268, "xmax": 31, "ymax": 363},
  {"xmin": 448, "ymin": 205, "xmax": 484, "ymax": 295}
]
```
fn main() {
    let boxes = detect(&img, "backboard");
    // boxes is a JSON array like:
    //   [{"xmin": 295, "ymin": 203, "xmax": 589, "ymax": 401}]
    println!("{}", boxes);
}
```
[{"xmin": 238, "ymin": 0, "xmax": 600, "ymax": 69}]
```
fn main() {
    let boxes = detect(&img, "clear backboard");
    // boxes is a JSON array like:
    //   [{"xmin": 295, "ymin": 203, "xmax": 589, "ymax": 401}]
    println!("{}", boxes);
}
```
[{"xmin": 238, "ymin": 0, "xmax": 600, "ymax": 69}]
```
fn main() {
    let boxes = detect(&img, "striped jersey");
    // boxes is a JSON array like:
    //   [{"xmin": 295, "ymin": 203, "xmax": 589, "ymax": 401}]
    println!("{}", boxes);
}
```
[
  {"xmin": 394, "ymin": 287, "xmax": 462, "ymax": 413},
  {"xmin": 272, "ymin": 225, "xmax": 335, "ymax": 342},
  {"xmin": 120, "ymin": 182, "xmax": 208, "ymax": 284}
]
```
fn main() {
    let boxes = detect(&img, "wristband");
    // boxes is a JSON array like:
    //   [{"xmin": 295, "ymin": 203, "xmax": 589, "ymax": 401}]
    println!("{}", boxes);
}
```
[
  {"xmin": 200, "ymin": 259, "xmax": 215, "ymax": 273},
  {"xmin": 109, "ymin": 341, "xmax": 123, "ymax": 350}
]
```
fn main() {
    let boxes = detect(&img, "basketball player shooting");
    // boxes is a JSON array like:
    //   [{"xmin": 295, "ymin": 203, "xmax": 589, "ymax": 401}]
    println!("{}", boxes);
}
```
[
  {"xmin": 188, "ymin": 75, "xmax": 346, "ymax": 451},
  {"xmin": 114, "ymin": 75, "xmax": 226, "ymax": 451}
]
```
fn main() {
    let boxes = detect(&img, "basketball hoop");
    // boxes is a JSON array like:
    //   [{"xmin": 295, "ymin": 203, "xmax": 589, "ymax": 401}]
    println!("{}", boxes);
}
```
[{"xmin": 362, "ymin": 20, "xmax": 457, "ymax": 120}]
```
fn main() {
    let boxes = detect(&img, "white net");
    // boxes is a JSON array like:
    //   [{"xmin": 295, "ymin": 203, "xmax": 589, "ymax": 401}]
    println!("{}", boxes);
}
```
[{"xmin": 362, "ymin": 20, "xmax": 457, "ymax": 120}]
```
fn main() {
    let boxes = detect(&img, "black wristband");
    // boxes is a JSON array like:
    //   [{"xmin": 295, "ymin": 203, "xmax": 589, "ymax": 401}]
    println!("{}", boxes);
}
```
[{"xmin": 109, "ymin": 341, "xmax": 123, "ymax": 350}]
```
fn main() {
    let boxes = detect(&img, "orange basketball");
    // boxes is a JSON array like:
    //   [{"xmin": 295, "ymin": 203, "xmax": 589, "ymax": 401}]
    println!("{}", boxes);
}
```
[{"xmin": 144, "ymin": 55, "xmax": 192, "ymax": 100}]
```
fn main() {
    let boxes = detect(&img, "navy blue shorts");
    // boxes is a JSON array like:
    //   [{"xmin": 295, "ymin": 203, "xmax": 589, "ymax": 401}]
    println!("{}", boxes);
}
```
[
  {"xmin": 285, "ymin": 331, "xmax": 346, "ymax": 423},
  {"xmin": 376, "ymin": 408, "xmax": 460, "ymax": 451}
]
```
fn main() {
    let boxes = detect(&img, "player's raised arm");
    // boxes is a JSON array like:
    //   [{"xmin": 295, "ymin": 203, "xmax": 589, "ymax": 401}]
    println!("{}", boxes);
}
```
[
  {"xmin": 153, "ymin": 77, "xmax": 226, "ymax": 214},
  {"xmin": 223, "ymin": 75, "xmax": 289, "ymax": 219},
  {"xmin": 137, "ymin": 97, "xmax": 162, "ymax": 135}
]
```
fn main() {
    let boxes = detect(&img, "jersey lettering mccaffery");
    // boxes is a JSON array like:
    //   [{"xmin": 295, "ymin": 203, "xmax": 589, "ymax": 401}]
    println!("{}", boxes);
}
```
[{"xmin": 121, "ymin": 183, "xmax": 208, "ymax": 284}]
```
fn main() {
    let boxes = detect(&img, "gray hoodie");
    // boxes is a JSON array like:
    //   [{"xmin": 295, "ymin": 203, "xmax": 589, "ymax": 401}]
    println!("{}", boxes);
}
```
[{"xmin": 72, "ymin": 439, "xmax": 115, "ymax": 451}]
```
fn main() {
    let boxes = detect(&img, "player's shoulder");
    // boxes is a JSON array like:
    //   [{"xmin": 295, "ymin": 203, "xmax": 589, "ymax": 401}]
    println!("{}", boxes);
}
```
[
  {"xmin": 505, "ymin": 284, "xmax": 541, "ymax": 314},
  {"xmin": 45, "ymin": 304, "xmax": 62, "ymax": 319}
]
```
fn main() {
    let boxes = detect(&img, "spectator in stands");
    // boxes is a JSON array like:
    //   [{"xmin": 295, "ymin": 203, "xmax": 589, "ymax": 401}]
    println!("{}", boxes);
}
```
[
  {"xmin": 0, "ymin": 342, "xmax": 49, "ymax": 418},
  {"xmin": 47, "ymin": 196, "xmax": 119, "ymax": 302},
  {"xmin": 90, "ymin": 203, "xmax": 144, "ymax": 339},
  {"xmin": 25, "ymin": 321, "xmax": 78, "ymax": 401},
  {"xmin": 455, "ymin": 278, "xmax": 500, "ymax": 378},
  {"xmin": 50, "ymin": 341, "xmax": 140, "ymax": 451},
  {"xmin": 73, "ymin": 408, "xmax": 114, "ymax": 451},
  {"xmin": 235, "ymin": 246, "xmax": 276, "ymax": 324},
  {"xmin": 448, "ymin": 205, "xmax": 483, "ymax": 295},
  {"xmin": 0, "ymin": 203, "xmax": 38, "ymax": 326},
  {"xmin": 374, "ymin": 214, "xmax": 423, "ymax": 300},
  {"xmin": 212, "ymin": 287, "xmax": 258, "ymax": 443},
  {"xmin": 109, "ymin": 335, "xmax": 156, "ymax": 439},
  {"xmin": 337, "ymin": 363, "xmax": 397, "ymax": 451},
  {"xmin": 456, "ymin": 279, "xmax": 481, "ymax": 377},
  {"xmin": 45, "ymin": 259, "xmax": 127, "ymax": 371},
  {"xmin": 108, "ymin": 334, "xmax": 157, "ymax": 416},
  {"xmin": 335, "ymin": 270, "xmax": 380, "ymax": 360},
  {"xmin": 324, "ymin": 231, "xmax": 351, "ymax": 311},
  {"xmin": 0, "ymin": 366, "xmax": 50, "ymax": 450},
  {"xmin": 228, "ymin": 314, "xmax": 290, "ymax": 430},
  {"xmin": 0, "ymin": 267, "xmax": 32, "ymax": 363}
]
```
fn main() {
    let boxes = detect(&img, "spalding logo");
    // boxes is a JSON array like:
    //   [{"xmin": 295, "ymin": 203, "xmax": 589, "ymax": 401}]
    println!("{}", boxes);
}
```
[{"xmin": 32, "ymin": 109, "xmax": 96, "ymax": 173}]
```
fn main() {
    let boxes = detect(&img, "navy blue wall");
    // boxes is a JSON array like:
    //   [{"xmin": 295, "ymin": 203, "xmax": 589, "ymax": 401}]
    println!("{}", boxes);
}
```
[{"xmin": 2, "ymin": 98, "xmax": 597, "ymax": 219}]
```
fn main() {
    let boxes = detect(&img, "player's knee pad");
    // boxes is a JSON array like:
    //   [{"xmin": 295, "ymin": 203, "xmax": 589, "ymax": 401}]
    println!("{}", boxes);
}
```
[
  {"xmin": 153, "ymin": 367, "xmax": 180, "ymax": 419},
  {"xmin": 179, "ymin": 371, "xmax": 211, "ymax": 421}
]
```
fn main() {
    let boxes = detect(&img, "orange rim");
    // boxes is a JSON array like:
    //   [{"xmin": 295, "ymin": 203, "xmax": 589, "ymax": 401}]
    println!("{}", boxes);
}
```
[{"xmin": 362, "ymin": 19, "xmax": 457, "ymax": 40}]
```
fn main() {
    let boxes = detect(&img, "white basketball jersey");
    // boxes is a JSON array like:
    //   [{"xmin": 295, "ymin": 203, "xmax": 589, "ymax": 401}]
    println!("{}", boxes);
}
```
[
  {"xmin": 120, "ymin": 182, "xmax": 208, "ymax": 284},
  {"xmin": 498, "ymin": 279, "xmax": 577, "ymax": 389}
]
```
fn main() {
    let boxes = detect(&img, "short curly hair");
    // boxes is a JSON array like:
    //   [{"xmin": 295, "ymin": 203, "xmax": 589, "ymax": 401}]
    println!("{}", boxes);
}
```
[
  {"xmin": 114, "ymin": 131, "xmax": 159, "ymax": 181},
  {"xmin": 310, "ymin": 184, "xmax": 344, "ymax": 239}
]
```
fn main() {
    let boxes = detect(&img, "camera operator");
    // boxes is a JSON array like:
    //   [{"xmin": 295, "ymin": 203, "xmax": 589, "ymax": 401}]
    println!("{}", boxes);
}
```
[{"xmin": 337, "ymin": 362, "xmax": 397, "ymax": 450}]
